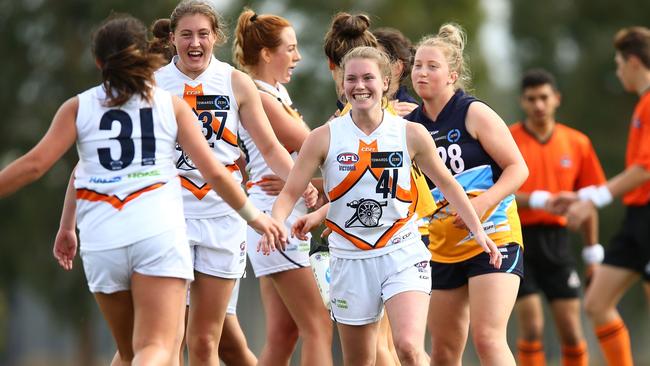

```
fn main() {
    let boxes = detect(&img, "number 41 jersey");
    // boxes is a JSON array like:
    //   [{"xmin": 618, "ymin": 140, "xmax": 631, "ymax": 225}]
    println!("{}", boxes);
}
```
[
  {"xmin": 405, "ymin": 89, "xmax": 522, "ymax": 263},
  {"xmin": 74, "ymin": 85, "xmax": 184, "ymax": 251},
  {"xmin": 323, "ymin": 113, "xmax": 419, "ymax": 259}
]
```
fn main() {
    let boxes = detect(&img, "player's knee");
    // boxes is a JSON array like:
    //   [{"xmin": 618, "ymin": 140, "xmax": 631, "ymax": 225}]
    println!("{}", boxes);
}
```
[
  {"xmin": 267, "ymin": 324, "xmax": 298, "ymax": 349},
  {"xmin": 583, "ymin": 294, "xmax": 607, "ymax": 319},
  {"xmin": 393, "ymin": 337, "xmax": 422, "ymax": 364},
  {"xmin": 187, "ymin": 333, "xmax": 217, "ymax": 361},
  {"xmin": 520, "ymin": 323, "xmax": 544, "ymax": 341},
  {"xmin": 132, "ymin": 338, "xmax": 175, "ymax": 364},
  {"xmin": 302, "ymin": 315, "xmax": 333, "ymax": 341},
  {"xmin": 430, "ymin": 339, "xmax": 462, "ymax": 364},
  {"xmin": 472, "ymin": 328, "xmax": 504, "ymax": 357}
]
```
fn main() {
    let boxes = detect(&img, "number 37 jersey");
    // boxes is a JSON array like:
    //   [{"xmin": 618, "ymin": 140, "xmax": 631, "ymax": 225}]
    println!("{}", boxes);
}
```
[
  {"xmin": 155, "ymin": 56, "xmax": 242, "ymax": 218},
  {"xmin": 405, "ymin": 89, "xmax": 522, "ymax": 263},
  {"xmin": 323, "ymin": 113, "xmax": 419, "ymax": 259},
  {"xmin": 74, "ymin": 85, "xmax": 184, "ymax": 251}
]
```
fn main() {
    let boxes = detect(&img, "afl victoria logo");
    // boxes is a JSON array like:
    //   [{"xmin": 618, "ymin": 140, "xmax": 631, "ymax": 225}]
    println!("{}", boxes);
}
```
[{"xmin": 337, "ymin": 153, "xmax": 359, "ymax": 164}]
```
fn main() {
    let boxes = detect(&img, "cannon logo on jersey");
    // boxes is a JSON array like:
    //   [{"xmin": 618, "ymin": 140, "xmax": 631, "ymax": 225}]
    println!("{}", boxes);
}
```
[
  {"xmin": 175, "ymin": 143, "xmax": 196, "ymax": 171},
  {"xmin": 344, "ymin": 198, "xmax": 388, "ymax": 228}
]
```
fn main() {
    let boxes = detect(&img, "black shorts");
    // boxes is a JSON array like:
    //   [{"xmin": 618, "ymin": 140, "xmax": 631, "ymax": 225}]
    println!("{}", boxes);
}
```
[
  {"xmin": 431, "ymin": 243, "xmax": 523, "ymax": 290},
  {"xmin": 517, "ymin": 225, "xmax": 581, "ymax": 301},
  {"xmin": 603, "ymin": 204, "xmax": 650, "ymax": 282}
]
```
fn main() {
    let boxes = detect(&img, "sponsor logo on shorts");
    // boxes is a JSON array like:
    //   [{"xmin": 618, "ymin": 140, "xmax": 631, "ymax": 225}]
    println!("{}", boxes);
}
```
[
  {"xmin": 415, "ymin": 261, "xmax": 430, "ymax": 280},
  {"xmin": 239, "ymin": 241, "xmax": 246, "ymax": 257},
  {"xmin": 568, "ymin": 270, "xmax": 581, "ymax": 288},
  {"xmin": 285, "ymin": 243, "xmax": 298, "ymax": 251},
  {"xmin": 298, "ymin": 241, "xmax": 310, "ymax": 252},
  {"xmin": 414, "ymin": 261, "xmax": 428, "ymax": 272},
  {"xmin": 331, "ymin": 298, "xmax": 348, "ymax": 309}
]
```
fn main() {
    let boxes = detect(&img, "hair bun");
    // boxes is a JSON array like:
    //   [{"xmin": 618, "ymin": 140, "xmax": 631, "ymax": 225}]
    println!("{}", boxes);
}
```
[
  {"xmin": 335, "ymin": 13, "xmax": 370, "ymax": 38},
  {"xmin": 151, "ymin": 18, "xmax": 171, "ymax": 39}
]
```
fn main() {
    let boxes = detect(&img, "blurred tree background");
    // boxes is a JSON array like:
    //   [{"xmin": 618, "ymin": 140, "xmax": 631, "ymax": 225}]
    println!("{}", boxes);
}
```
[{"xmin": 0, "ymin": 0, "xmax": 648, "ymax": 364}]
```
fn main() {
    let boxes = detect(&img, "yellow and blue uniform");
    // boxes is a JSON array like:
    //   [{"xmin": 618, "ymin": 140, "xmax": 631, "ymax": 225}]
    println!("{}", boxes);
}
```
[{"xmin": 405, "ymin": 89, "xmax": 522, "ymax": 265}]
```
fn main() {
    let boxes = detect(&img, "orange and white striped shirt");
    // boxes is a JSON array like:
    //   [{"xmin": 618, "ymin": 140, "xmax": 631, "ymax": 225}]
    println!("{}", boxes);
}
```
[
  {"xmin": 323, "ymin": 113, "xmax": 419, "ymax": 259},
  {"xmin": 155, "ymin": 56, "xmax": 243, "ymax": 218}
]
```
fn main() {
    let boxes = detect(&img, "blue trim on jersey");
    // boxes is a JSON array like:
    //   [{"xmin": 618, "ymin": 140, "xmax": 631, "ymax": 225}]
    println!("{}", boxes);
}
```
[
  {"xmin": 506, "ymin": 245, "xmax": 520, "ymax": 273},
  {"xmin": 430, "ymin": 165, "xmax": 494, "ymax": 202},
  {"xmin": 484, "ymin": 194, "xmax": 515, "ymax": 225}
]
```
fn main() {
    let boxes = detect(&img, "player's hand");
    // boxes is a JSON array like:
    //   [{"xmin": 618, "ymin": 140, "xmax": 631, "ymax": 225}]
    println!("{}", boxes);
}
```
[
  {"xmin": 253, "ymin": 213, "xmax": 287, "ymax": 255},
  {"xmin": 321, "ymin": 227, "xmax": 332, "ymax": 239},
  {"xmin": 292, "ymin": 211, "xmax": 325, "ymax": 241},
  {"xmin": 566, "ymin": 200, "xmax": 594, "ymax": 230},
  {"xmin": 258, "ymin": 174, "xmax": 284, "ymax": 196},
  {"xmin": 302, "ymin": 183, "xmax": 319, "ymax": 209},
  {"xmin": 474, "ymin": 230, "xmax": 502, "ymax": 269},
  {"xmin": 453, "ymin": 196, "xmax": 488, "ymax": 229},
  {"xmin": 546, "ymin": 191, "xmax": 578, "ymax": 215},
  {"xmin": 391, "ymin": 101, "xmax": 419, "ymax": 117},
  {"xmin": 53, "ymin": 228, "xmax": 77, "ymax": 271}
]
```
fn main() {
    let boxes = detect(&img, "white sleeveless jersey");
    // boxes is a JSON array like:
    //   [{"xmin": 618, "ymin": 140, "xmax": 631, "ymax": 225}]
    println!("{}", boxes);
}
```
[
  {"xmin": 74, "ymin": 85, "xmax": 184, "ymax": 251},
  {"xmin": 155, "ymin": 55, "xmax": 243, "ymax": 218},
  {"xmin": 239, "ymin": 80, "xmax": 306, "ymax": 213},
  {"xmin": 323, "ymin": 113, "xmax": 419, "ymax": 259}
]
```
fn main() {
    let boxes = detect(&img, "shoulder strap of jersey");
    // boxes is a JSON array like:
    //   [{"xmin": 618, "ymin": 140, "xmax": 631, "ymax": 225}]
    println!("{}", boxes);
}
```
[{"xmin": 254, "ymin": 80, "xmax": 302, "ymax": 120}]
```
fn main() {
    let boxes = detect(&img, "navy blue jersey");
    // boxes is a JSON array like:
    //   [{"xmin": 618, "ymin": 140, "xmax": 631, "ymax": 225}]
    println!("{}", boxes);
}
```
[
  {"xmin": 404, "ymin": 89, "xmax": 502, "ymax": 189},
  {"xmin": 405, "ymin": 89, "xmax": 521, "ymax": 263},
  {"xmin": 394, "ymin": 85, "xmax": 419, "ymax": 105}
]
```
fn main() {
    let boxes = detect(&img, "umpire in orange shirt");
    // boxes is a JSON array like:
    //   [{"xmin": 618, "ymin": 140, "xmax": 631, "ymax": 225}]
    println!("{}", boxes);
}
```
[
  {"xmin": 510, "ymin": 69, "xmax": 606, "ymax": 366},
  {"xmin": 564, "ymin": 26, "xmax": 650, "ymax": 366}
]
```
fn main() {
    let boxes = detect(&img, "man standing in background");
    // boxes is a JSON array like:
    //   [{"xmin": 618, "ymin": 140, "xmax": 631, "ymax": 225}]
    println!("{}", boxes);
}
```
[{"xmin": 510, "ymin": 68, "xmax": 606, "ymax": 366}]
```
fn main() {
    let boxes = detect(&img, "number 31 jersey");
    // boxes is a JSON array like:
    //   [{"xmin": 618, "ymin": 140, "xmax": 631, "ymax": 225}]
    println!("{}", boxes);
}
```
[
  {"xmin": 75, "ymin": 85, "xmax": 184, "ymax": 251},
  {"xmin": 405, "ymin": 89, "xmax": 522, "ymax": 263},
  {"xmin": 323, "ymin": 113, "xmax": 419, "ymax": 259},
  {"xmin": 155, "ymin": 56, "xmax": 242, "ymax": 218}
]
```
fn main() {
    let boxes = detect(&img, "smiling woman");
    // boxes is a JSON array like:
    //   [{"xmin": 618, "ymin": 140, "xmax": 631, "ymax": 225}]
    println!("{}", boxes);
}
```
[
  {"xmin": 270, "ymin": 46, "xmax": 501, "ymax": 366},
  {"xmin": 0, "ymin": 13, "xmax": 286, "ymax": 366},
  {"xmin": 148, "ymin": 0, "xmax": 310, "ymax": 364}
]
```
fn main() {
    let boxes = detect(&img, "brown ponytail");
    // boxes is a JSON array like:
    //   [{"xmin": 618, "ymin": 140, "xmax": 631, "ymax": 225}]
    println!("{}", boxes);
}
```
[
  {"xmin": 149, "ymin": 18, "xmax": 175, "ymax": 62},
  {"xmin": 92, "ymin": 15, "xmax": 165, "ymax": 107},
  {"xmin": 233, "ymin": 8, "xmax": 291, "ymax": 72}
]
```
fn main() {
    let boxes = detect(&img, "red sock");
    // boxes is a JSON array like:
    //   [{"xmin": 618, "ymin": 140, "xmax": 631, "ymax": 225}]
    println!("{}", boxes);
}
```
[
  {"xmin": 518, "ymin": 339, "xmax": 546, "ymax": 366},
  {"xmin": 561, "ymin": 340, "xmax": 588, "ymax": 366},
  {"xmin": 595, "ymin": 318, "xmax": 633, "ymax": 366}
]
